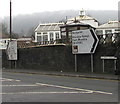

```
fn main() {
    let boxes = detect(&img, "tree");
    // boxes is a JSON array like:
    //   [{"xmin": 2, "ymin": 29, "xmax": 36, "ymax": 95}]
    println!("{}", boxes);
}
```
[
  {"xmin": 1, "ymin": 23, "xmax": 9, "ymax": 35},
  {"xmin": 27, "ymin": 27, "xmax": 35, "ymax": 39},
  {"xmin": 11, "ymin": 32, "xmax": 18, "ymax": 39},
  {"xmin": 0, "ymin": 22, "xmax": 19, "ymax": 39}
]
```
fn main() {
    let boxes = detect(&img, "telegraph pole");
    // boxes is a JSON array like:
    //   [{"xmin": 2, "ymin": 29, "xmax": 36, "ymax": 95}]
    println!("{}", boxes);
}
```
[
  {"xmin": 10, "ymin": 0, "xmax": 12, "ymax": 40},
  {"xmin": 10, "ymin": 0, "xmax": 12, "ymax": 69},
  {"xmin": 9, "ymin": 0, "xmax": 17, "ymax": 69}
]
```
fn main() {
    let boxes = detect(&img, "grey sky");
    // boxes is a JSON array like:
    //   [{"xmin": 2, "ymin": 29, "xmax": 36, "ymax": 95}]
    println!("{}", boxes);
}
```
[{"xmin": 0, "ymin": 0, "xmax": 119, "ymax": 18}]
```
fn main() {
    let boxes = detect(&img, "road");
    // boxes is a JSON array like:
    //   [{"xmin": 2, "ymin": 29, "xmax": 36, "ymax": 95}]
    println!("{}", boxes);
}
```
[{"xmin": 1, "ymin": 71, "xmax": 119, "ymax": 102}]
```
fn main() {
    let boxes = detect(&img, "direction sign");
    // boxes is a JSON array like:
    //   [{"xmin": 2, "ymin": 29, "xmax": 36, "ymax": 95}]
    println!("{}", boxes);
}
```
[{"xmin": 72, "ymin": 29, "xmax": 99, "ymax": 54}]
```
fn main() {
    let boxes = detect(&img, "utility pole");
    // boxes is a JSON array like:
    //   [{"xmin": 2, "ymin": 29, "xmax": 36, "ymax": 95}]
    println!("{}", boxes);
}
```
[
  {"xmin": 10, "ymin": 0, "xmax": 12, "ymax": 69},
  {"xmin": 9, "ymin": 0, "xmax": 17, "ymax": 69},
  {"xmin": 10, "ymin": 0, "xmax": 12, "ymax": 40}
]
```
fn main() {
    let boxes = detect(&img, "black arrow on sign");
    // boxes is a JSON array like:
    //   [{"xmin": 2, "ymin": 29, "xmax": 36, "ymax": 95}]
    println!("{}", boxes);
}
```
[{"xmin": 90, "ymin": 29, "xmax": 99, "ymax": 53}]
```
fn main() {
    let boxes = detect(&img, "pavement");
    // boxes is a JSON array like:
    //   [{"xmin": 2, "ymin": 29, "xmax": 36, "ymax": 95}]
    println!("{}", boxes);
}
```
[{"xmin": 2, "ymin": 68, "xmax": 120, "ymax": 81}]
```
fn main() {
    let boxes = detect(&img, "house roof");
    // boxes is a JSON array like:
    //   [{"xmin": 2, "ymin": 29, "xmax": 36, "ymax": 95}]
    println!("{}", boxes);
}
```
[
  {"xmin": 97, "ymin": 21, "xmax": 120, "ymax": 29},
  {"xmin": 35, "ymin": 23, "xmax": 64, "ymax": 33},
  {"xmin": 68, "ymin": 15, "xmax": 97, "ymax": 21},
  {"xmin": 67, "ymin": 10, "xmax": 98, "ymax": 28},
  {"xmin": 60, "ymin": 22, "xmax": 92, "ymax": 28}
]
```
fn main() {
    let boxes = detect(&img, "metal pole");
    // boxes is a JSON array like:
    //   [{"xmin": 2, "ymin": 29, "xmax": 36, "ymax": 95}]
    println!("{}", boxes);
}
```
[
  {"xmin": 15, "ymin": 61, "xmax": 17, "ymax": 69},
  {"xmin": 114, "ymin": 60, "xmax": 117, "ymax": 71},
  {"xmin": 102, "ymin": 59, "xmax": 105, "ymax": 73},
  {"xmin": 10, "ymin": 0, "xmax": 12, "ymax": 69},
  {"xmin": 75, "ymin": 54, "xmax": 77, "ymax": 72},
  {"xmin": 91, "ymin": 54, "xmax": 94, "ymax": 73},
  {"xmin": 10, "ymin": 0, "xmax": 12, "ymax": 40}
]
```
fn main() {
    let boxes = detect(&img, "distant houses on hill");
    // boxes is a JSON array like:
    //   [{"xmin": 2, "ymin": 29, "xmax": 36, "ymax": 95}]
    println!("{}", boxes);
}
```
[
  {"xmin": 0, "ymin": 10, "xmax": 119, "ymax": 49},
  {"xmin": 34, "ymin": 10, "xmax": 119, "ymax": 45}
]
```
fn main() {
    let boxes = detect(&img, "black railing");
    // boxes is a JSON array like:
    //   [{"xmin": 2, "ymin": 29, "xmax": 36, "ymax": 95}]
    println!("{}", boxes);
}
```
[{"xmin": 36, "ymin": 33, "xmax": 120, "ymax": 46}]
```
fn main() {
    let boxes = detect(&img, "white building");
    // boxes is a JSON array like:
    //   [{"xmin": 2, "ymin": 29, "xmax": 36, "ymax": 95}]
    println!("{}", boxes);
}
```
[
  {"xmin": 96, "ymin": 21, "xmax": 120, "ymax": 35},
  {"xmin": 34, "ymin": 23, "xmax": 64, "ymax": 44},
  {"xmin": 96, "ymin": 21, "xmax": 120, "ymax": 43},
  {"xmin": 67, "ymin": 10, "xmax": 99, "ymax": 28}
]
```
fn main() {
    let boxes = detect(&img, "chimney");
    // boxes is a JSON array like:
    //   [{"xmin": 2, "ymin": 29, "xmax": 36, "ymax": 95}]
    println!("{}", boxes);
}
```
[{"xmin": 79, "ymin": 9, "xmax": 85, "ymax": 17}]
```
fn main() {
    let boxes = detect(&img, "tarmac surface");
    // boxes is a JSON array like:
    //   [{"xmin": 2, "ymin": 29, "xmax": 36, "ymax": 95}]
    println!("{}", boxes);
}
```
[
  {"xmin": 2, "ymin": 69, "xmax": 119, "ymax": 102},
  {"xmin": 2, "ymin": 69, "xmax": 119, "ymax": 81}
]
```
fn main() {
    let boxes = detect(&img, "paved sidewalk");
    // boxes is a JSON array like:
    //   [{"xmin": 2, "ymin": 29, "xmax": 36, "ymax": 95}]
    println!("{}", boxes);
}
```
[{"xmin": 2, "ymin": 69, "xmax": 119, "ymax": 81}]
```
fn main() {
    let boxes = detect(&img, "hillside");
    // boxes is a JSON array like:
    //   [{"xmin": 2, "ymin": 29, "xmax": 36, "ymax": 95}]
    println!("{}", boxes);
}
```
[{"xmin": 3, "ymin": 10, "xmax": 118, "ymax": 36}]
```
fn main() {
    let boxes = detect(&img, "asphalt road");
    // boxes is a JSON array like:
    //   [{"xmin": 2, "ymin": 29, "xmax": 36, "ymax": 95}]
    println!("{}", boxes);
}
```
[{"xmin": 2, "ymin": 72, "xmax": 119, "ymax": 102}]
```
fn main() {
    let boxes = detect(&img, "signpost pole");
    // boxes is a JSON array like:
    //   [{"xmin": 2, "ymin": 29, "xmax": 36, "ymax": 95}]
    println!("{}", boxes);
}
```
[
  {"xmin": 75, "ymin": 54, "xmax": 77, "ymax": 72},
  {"xmin": 114, "ymin": 60, "xmax": 117, "ymax": 72},
  {"xmin": 15, "ymin": 60, "xmax": 17, "ymax": 69},
  {"xmin": 102, "ymin": 59, "xmax": 105, "ymax": 73},
  {"xmin": 72, "ymin": 29, "xmax": 98, "ymax": 73},
  {"xmin": 91, "ymin": 53, "xmax": 94, "ymax": 73}
]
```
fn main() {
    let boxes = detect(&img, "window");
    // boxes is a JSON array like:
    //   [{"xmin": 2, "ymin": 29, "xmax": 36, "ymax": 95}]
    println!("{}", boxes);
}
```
[
  {"xmin": 115, "ymin": 29, "xmax": 120, "ymax": 31},
  {"xmin": 43, "ymin": 32, "xmax": 47, "ymax": 34},
  {"xmin": 105, "ymin": 30, "xmax": 112, "ymax": 34},
  {"xmin": 43, "ymin": 35, "xmax": 48, "ymax": 42},
  {"xmin": 50, "ymin": 33, "xmax": 54, "ymax": 41},
  {"xmin": 96, "ymin": 30, "xmax": 103, "ymax": 35},
  {"xmin": 37, "ymin": 36, "xmax": 42, "ymax": 42},
  {"xmin": 55, "ymin": 32, "xmax": 59, "ymax": 39},
  {"xmin": 115, "ymin": 29, "xmax": 120, "ymax": 33},
  {"xmin": 43, "ymin": 35, "xmax": 48, "ymax": 44}
]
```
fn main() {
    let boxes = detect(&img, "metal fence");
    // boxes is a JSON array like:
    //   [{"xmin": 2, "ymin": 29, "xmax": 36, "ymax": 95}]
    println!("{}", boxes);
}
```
[
  {"xmin": 97, "ymin": 33, "xmax": 120, "ymax": 45},
  {"xmin": 18, "ymin": 33, "xmax": 120, "ymax": 48}
]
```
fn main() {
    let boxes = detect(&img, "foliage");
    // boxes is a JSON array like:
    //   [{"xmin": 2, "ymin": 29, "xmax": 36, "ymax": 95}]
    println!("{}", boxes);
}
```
[
  {"xmin": 1, "ymin": 22, "xmax": 18, "ymax": 39},
  {"xmin": 1, "ymin": 23, "xmax": 9, "ymax": 35}
]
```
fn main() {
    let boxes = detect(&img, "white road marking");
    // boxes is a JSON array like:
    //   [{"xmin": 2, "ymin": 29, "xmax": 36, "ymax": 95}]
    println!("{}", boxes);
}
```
[
  {"xmin": 1, "ymin": 78, "xmax": 113, "ymax": 95},
  {"xmin": 36, "ymin": 82, "xmax": 113, "ymax": 95},
  {"xmin": 1, "ymin": 78, "xmax": 21, "ymax": 82},
  {"xmin": 1, "ymin": 84, "xmax": 39, "ymax": 87},
  {"xmin": 1, "ymin": 91, "xmax": 92, "ymax": 95}
]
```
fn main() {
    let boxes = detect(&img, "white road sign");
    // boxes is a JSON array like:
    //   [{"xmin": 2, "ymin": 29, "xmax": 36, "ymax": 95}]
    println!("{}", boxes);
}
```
[
  {"xmin": 72, "ymin": 29, "xmax": 99, "ymax": 54},
  {"xmin": 7, "ymin": 40, "xmax": 17, "ymax": 60}
]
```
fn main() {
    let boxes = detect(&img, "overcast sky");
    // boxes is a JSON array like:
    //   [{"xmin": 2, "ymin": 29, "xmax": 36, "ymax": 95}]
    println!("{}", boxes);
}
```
[{"xmin": 0, "ymin": 0, "xmax": 119, "ymax": 18}]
